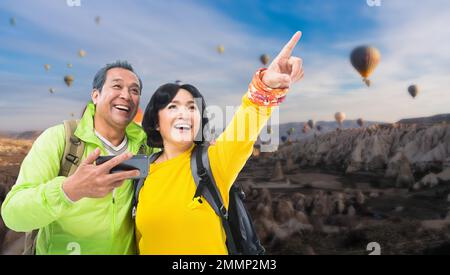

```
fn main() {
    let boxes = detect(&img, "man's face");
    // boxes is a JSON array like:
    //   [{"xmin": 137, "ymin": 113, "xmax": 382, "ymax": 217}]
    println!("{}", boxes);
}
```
[{"xmin": 91, "ymin": 68, "xmax": 141, "ymax": 129}]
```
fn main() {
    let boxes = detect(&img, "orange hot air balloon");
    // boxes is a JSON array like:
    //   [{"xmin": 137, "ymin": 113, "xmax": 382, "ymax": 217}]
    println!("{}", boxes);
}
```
[
  {"xmin": 350, "ymin": 46, "xmax": 381, "ymax": 87},
  {"xmin": 78, "ymin": 49, "xmax": 87, "ymax": 58},
  {"xmin": 134, "ymin": 107, "xmax": 143, "ymax": 125}
]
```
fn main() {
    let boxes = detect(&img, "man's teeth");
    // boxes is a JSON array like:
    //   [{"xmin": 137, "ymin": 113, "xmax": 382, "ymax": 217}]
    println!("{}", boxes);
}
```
[
  {"xmin": 175, "ymin": 124, "xmax": 192, "ymax": 130},
  {"xmin": 114, "ymin": 105, "xmax": 130, "ymax": 112}
]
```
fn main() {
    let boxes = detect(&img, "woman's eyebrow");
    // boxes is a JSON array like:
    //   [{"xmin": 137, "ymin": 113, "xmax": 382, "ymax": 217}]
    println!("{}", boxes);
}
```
[{"xmin": 170, "ymin": 100, "xmax": 195, "ymax": 104}]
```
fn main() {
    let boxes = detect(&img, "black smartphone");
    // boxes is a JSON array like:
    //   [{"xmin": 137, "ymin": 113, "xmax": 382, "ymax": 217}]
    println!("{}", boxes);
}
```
[{"xmin": 95, "ymin": 154, "xmax": 149, "ymax": 179}]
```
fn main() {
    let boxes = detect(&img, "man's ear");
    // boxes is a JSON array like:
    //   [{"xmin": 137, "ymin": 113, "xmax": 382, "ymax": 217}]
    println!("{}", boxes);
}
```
[{"xmin": 91, "ymin": 89, "xmax": 100, "ymax": 105}]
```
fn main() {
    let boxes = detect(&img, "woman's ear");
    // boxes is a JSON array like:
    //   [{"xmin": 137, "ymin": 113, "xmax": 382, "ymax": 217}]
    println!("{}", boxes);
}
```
[
  {"xmin": 91, "ymin": 89, "xmax": 100, "ymax": 105},
  {"xmin": 155, "ymin": 124, "xmax": 160, "ymax": 131}
]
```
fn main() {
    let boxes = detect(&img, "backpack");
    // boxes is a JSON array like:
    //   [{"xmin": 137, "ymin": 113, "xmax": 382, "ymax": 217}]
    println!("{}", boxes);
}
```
[
  {"xmin": 23, "ymin": 120, "xmax": 84, "ymax": 255},
  {"xmin": 132, "ymin": 144, "xmax": 265, "ymax": 255}
]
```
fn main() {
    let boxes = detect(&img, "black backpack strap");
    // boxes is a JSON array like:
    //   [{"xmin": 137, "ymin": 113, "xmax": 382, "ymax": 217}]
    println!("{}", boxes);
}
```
[
  {"xmin": 131, "ymin": 150, "xmax": 162, "ymax": 219},
  {"xmin": 190, "ymin": 144, "xmax": 239, "ymax": 255}
]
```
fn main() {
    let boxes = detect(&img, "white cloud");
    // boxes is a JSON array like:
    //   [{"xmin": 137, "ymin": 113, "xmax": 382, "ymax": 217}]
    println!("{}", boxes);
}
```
[
  {"xmin": 1, "ymin": 0, "xmax": 449, "ymax": 131},
  {"xmin": 280, "ymin": 0, "xmax": 450, "ymax": 124}
]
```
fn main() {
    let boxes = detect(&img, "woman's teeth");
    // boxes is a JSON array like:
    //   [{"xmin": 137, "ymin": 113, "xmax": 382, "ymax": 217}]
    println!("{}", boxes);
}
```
[{"xmin": 174, "ymin": 124, "xmax": 192, "ymax": 130}]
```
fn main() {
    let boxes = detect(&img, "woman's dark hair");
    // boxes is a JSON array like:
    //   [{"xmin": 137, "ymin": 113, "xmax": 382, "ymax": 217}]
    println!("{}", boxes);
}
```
[{"xmin": 142, "ymin": 83, "xmax": 209, "ymax": 148}]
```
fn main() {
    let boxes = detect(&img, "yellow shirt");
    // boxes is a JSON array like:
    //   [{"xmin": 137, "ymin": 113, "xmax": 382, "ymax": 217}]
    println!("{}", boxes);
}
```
[{"xmin": 135, "ymin": 94, "xmax": 273, "ymax": 255}]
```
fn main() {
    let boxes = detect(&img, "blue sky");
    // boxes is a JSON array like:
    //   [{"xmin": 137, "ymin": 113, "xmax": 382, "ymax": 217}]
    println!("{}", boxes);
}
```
[{"xmin": 1, "ymin": 0, "xmax": 449, "ymax": 131}]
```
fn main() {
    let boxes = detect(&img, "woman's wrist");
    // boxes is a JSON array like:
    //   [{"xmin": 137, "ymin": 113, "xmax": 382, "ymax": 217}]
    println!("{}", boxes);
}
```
[{"xmin": 247, "ymin": 68, "xmax": 288, "ymax": 106}]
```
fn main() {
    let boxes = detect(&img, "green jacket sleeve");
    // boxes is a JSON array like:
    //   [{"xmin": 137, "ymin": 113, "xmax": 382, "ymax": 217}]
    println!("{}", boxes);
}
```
[{"xmin": 1, "ymin": 124, "xmax": 74, "ymax": 232}]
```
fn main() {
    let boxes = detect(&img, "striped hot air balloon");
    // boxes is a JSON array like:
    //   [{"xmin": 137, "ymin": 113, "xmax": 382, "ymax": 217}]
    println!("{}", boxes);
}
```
[{"xmin": 350, "ymin": 46, "xmax": 381, "ymax": 87}]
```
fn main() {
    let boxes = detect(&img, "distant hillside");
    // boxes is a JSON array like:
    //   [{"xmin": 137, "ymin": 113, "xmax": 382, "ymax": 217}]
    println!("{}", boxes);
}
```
[
  {"xmin": 0, "ymin": 131, "xmax": 42, "ymax": 140},
  {"xmin": 275, "ymin": 120, "xmax": 384, "ymax": 141},
  {"xmin": 397, "ymin": 113, "xmax": 450, "ymax": 125},
  {"xmin": 1, "ymin": 113, "xmax": 449, "ymax": 142}
]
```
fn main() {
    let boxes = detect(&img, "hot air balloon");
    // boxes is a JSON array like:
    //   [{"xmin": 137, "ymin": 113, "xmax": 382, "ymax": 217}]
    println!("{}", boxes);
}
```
[
  {"xmin": 133, "ymin": 107, "xmax": 143, "ymax": 126},
  {"xmin": 44, "ymin": 64, "xmax": 51, "ymax": 71},
  {"xmin": 408, "ymin": 85, "xmax": 419, "ymax": 98},
  {"xmin": 281, "ymin": 136, "xmax": 287, "ymax": 143},
  {"xmin": 307, "ymin": 119, "xmax": 314, "ymax": 129},
  {"xmin": 175, "ymin": 80, "xmax": 183, "ymax": 85},
  {"xmin": 9, "ymin": 17, "xmax": 16, "ymax": 26},
  {"xmin": 67, "ymin": 63, "xmax": 73, "ymax": 68},
  {"xmin": 316, "ymin": 125, "xmax": 322, "ymax": 132},
  {"xmin": 64, "ymin": 75, "xmax": 74, "ymax": 87},
  {"xmin": 357, "ymin": 118, "xmax": 364, "ymax": 127},
  {"xmin": 287, "ymin": 127, "xmax": 295, "ymax": 136},
  {"xmin": 335, "ymin": 112, "xmax": 346, "ymax": 127},
  {"xmin": 78, "ymin": 49, "xmax": 86, "ymax": 58},
  {"xmin": 49, "ymin": 88, "xmax": 55, "ymax": 94},
  {"xmin": 350, "ymin": 46, "xmax": 380, "ymax": 87},
  {"xmin": 95, "ymin": 16, "xmax": 101, "ymax": 25},
  {"xmin": 216, "ymin": 45, "xmax": 224, "ymax": 54},
  {"xmin": 260, "ymin": 54, "xmax": 270, "ymax": 66},
  {"xmin": 70, "ymin": 113, "xmax": 75, "ymax": 117}
]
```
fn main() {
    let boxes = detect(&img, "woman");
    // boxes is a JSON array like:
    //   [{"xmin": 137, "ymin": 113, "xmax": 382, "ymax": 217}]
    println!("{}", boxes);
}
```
[{"xmin": 136, "ymin": 32, "xmax": 304, "ymax": 254}]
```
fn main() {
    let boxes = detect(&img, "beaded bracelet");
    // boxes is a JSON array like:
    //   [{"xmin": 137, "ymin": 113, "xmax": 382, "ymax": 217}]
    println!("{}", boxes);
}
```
[{"xmin": 247, "ymin": 68, "xmax": 289, "ymax": 106}]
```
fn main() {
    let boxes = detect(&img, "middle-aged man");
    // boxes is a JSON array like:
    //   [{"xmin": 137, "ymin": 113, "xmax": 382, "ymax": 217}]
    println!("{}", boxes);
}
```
[{"xmin": 1, "ymin": 61, "xmax": 157, "ymax": 254}]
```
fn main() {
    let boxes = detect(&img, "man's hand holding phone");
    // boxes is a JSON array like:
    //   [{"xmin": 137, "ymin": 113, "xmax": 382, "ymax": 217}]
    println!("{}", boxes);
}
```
[{"xmin": 62, "ymin": 148, "xmax": 142, "ymax": 202}]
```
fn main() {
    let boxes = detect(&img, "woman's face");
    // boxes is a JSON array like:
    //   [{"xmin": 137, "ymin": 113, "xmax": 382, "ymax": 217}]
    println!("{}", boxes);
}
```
[{"xmin": 157, "ymin": 89, "xmax": 202, "ymax": 148}]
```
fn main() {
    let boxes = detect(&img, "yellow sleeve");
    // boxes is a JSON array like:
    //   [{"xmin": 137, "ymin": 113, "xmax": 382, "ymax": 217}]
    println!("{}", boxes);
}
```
[{"xmin": 208, "ymin": 93, "xmax": 273, "ymax": 205}]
